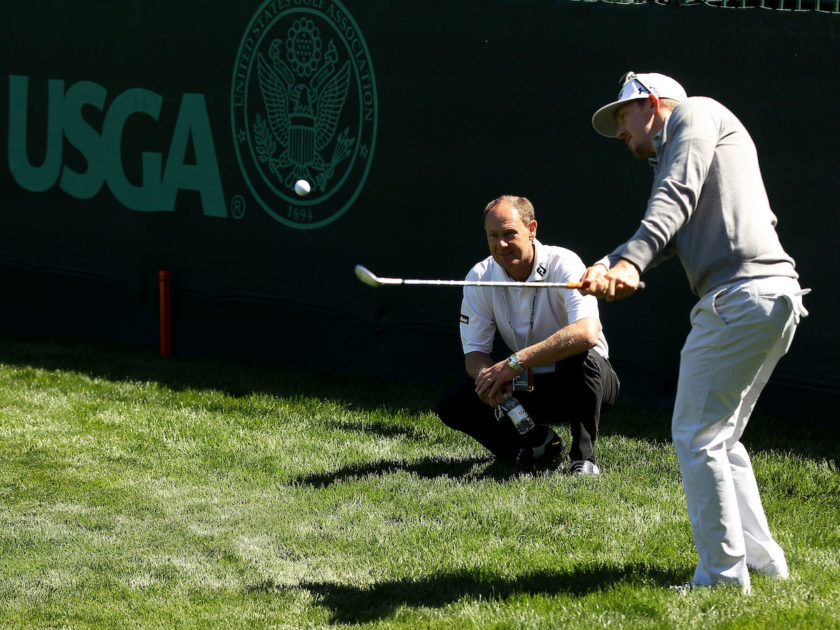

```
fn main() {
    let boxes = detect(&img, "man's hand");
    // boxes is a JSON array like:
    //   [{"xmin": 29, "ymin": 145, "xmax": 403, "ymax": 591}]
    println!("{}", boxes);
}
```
[
  {"xmin": 579, "ymin": 263, "xmax": 609, "ymax": 296},
  {"xmin": 579, "ymin": 260, "xmax": 641, "ymax": 302},
  {"xmin": 474, "ymin": 361, "xmax": 515, "ymax": 407}
]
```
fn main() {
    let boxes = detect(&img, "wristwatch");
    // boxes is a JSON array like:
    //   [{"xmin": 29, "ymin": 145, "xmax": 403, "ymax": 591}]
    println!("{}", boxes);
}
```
[{"xmin": 507, "ymin": 352, "xmax": 525, "ymax": 374}]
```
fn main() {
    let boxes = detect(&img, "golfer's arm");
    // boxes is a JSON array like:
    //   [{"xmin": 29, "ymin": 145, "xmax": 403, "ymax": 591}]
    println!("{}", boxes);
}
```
[
  {"xmin": 516, "ymin": 318, "xmax": 600, "ymax": 369},
  {"xmin": 465, "ymin": 351, "xmax": 494, "ymax": 380}
]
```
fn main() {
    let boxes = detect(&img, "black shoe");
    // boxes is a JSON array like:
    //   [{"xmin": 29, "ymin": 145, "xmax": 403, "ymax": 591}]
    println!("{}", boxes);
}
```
[{"xmin": 514, "ymin": 429, "xmax": 565, "ymax": 468}]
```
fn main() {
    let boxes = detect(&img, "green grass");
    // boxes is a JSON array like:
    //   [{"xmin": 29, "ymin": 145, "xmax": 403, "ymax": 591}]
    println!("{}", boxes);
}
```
[{"xmin": 0, "ymin": 339, "xmax": 837, "ymax": 629}]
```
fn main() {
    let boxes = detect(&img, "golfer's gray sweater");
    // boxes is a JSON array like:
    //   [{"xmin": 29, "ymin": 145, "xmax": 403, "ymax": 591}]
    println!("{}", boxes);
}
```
[{"xmin": 603, "ymin": 97, "xmax": 797, "ymax": 297}]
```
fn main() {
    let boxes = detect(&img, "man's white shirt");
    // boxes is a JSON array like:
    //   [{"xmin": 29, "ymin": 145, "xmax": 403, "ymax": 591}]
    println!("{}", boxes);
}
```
[{"xmin": 459, "ymin": 239, "xmax": 608, "ymax": 373}]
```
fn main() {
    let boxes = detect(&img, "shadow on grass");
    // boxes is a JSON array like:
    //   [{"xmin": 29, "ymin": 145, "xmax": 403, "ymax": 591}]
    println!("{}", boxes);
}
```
[
  {"xmin": 0, "ymin": 337, "xmax": 445, "ymax": 417},
  {"xmin": 316, "ymin": 417, "xmax": 437, "ymax": 443},
  {"xmin": 597, "ymin": 399, "xmax": 840, "ymax": 463},
  {"xmin": 290, "ymin": 455, "xmax": 528, "ymax": 487},
  {"xmin": 272, "ymin": 565, "xmax": 685, "ymax": 624},
  {"xmin": 2, "ymin": 338, "xmax": 837, "ymax": 462}
]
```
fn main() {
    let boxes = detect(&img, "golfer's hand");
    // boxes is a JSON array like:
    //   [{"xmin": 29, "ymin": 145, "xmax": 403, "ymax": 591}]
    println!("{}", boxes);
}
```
[
  {"xmin": 581, "ymin": 260, "xmax": 641, "ymax": 301},
  {"xmin": 579, "ymin": 264, "xmax": 609, "ymax": 296},
  {"xmin": 475, "ymin": 363, "xmax": 515, "ymax": 407}
]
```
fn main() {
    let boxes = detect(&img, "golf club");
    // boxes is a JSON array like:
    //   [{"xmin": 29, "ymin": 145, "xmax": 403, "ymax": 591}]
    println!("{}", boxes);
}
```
[{"xmin": 355, "ymin": 264, "xmax": 645, "ymax": 290}]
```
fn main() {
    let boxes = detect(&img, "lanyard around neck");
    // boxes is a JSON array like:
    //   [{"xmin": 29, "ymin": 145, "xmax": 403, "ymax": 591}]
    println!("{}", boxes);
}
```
[{"xmin": 502, "ymin": 288, "xmax": 538, "ymax": 352}]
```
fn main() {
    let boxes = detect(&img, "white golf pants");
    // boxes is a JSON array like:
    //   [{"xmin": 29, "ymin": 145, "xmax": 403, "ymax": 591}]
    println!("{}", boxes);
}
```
[{"xmin": 671, "ymin": 277, "xmax": 808, "ymax": 592}]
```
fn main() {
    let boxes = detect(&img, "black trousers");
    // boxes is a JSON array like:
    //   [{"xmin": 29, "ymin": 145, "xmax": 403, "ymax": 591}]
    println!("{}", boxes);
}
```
[{"xmin": 435, "ymin": 349, "xmax": 620, "ymax": 463}]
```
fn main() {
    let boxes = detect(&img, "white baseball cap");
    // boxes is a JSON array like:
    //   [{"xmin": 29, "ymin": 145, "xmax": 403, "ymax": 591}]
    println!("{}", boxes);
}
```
[{"xmin": 591, "ymin": 71, "xmax": 687, "ymax": 138}]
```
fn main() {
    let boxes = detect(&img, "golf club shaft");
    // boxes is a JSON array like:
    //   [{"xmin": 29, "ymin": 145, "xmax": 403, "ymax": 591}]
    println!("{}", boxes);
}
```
[
  {"xmin": 354, "ymin": 265, "xmax": 645, "ymax": 291},
  {"xmin": 391, "ymin": 278, "xmax": 645, "ymax": 289},
  {"xmin": 397, "ymin": 278, "xmax": 584, "ymax": 288}
]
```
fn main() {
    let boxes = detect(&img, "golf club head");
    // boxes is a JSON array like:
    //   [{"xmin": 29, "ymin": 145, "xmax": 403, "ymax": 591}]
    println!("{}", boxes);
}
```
[{"xmin": 354, "ymin": 264, "xmax": 382, "ymax": 287}]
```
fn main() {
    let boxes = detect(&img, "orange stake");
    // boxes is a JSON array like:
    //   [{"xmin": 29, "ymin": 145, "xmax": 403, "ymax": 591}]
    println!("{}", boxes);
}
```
[{"xmin": 159, "ymin": 270, "xmax": 171, "ymax": 357}]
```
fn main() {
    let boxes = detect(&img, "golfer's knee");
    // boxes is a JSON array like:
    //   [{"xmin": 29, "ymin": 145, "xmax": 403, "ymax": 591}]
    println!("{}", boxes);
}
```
[{"xmin": 671, "ymin": 419, "xmax": 702, "ymax": 455}]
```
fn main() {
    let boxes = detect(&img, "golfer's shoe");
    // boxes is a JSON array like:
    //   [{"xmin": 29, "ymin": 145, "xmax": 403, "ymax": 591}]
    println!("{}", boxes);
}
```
[
  {"xmin": 565, "ymin": 460, "xmax": 600, "ymax": 476},
  {"xmin": 514, "ymin": 428, "xmax": 564, "ymax": 468},
  {"xmin": 749, "ymin": 559, "xmax": 789, "ymax": 580}
]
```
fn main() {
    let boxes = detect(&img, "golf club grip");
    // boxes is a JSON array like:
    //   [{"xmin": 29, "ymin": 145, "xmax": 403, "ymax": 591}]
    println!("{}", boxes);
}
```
[
  {"xmin": 570, "ymin": 281, "xmax": 646, "ymax": 292},
  {"xmin": 558, "ymin": 280, "xmax": 647, "ymax": 292}
]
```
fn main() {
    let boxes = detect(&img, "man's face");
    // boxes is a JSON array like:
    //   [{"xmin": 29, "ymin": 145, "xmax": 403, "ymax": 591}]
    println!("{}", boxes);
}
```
[
  {"xmin": 484, "ymin": 201, "xmax": 536, "ymax": 281},
  {"xmin": 615, "ymin": 98, "xmax": 657, "ymax": 158}
]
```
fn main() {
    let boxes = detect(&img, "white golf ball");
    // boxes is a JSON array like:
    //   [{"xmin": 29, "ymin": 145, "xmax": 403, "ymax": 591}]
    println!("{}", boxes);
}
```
[{"xmin": 294, "ymin": 179, "xmax": 311, "ymax": 196}]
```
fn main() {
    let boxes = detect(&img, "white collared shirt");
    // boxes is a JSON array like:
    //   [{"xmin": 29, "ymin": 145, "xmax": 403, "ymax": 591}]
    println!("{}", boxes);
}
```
[{"xmin": 459, "ymin": 239, "xmax": 608, "ymax": 372}]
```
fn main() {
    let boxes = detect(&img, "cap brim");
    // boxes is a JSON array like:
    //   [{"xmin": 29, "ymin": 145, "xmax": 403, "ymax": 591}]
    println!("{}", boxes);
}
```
[{"xmin": 591, "ymin": 96, "xmax": 646, "ymax": 138}]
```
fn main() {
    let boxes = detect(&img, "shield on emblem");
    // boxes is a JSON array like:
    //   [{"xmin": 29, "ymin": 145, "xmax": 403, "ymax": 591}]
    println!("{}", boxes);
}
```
[{"xmin": 290, "ymin": 114, "xmax": 316, "ymax": 170}]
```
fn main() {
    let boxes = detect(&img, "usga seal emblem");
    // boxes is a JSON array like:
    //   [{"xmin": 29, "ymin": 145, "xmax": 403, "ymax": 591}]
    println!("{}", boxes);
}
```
[{"xmin": 231, "ymin": 0, "xmax": 377, "ymax": 229}]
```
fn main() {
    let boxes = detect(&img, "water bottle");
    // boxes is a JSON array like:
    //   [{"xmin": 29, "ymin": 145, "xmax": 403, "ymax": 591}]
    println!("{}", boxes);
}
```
[{"xmin": 497, "ymin": 393, "xmax": 536, "ymax": 435}]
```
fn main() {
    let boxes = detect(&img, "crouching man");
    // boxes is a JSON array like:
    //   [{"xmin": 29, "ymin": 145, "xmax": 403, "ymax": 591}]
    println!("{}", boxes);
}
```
[{"xmin": 436, "ymin": 195, "xmax": 619, "ymax": 475}]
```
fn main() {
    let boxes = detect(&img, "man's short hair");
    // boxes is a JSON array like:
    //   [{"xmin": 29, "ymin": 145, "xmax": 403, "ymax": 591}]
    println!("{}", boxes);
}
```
[
  {"xmin": 660, "ymin": 98, "xmax": 681, "ymax": 112},
  {"xmin": 483, "ymin": 195, "xmax": 535, "ymax": 225}
]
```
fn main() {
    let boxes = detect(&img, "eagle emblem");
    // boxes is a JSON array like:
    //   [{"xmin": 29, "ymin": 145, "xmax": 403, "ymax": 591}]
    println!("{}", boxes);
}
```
[{"xmin": 253, "ymin": 18, "xmax": 354, "ymax": 196}]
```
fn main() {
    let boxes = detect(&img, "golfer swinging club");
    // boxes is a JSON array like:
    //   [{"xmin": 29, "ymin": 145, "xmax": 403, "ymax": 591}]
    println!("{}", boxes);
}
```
[
  {"xmin": 435, "ymin": 195, "xmax": 620, "ymax": 475},
  {"xmin": 580, "ymin": 71, "xmax": 809, "ymax": 592}
]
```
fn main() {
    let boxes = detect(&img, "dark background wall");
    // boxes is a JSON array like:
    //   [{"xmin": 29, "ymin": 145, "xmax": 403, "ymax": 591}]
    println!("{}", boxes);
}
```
[{"xmin": 1, "ymin": 1, "xmax": 837, "ymax": 419}]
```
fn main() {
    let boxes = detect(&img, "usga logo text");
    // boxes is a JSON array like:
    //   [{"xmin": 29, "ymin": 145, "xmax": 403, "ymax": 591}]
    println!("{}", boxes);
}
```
[{"xmin": 7, "ymin": 75, "xmax": 227, "ymax": 217}]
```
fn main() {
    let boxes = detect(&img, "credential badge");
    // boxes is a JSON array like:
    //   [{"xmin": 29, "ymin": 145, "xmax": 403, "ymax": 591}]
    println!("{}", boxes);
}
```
[{"xmin": 231, "ymin": 0, "xmax": 377, "ymax": 229}]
